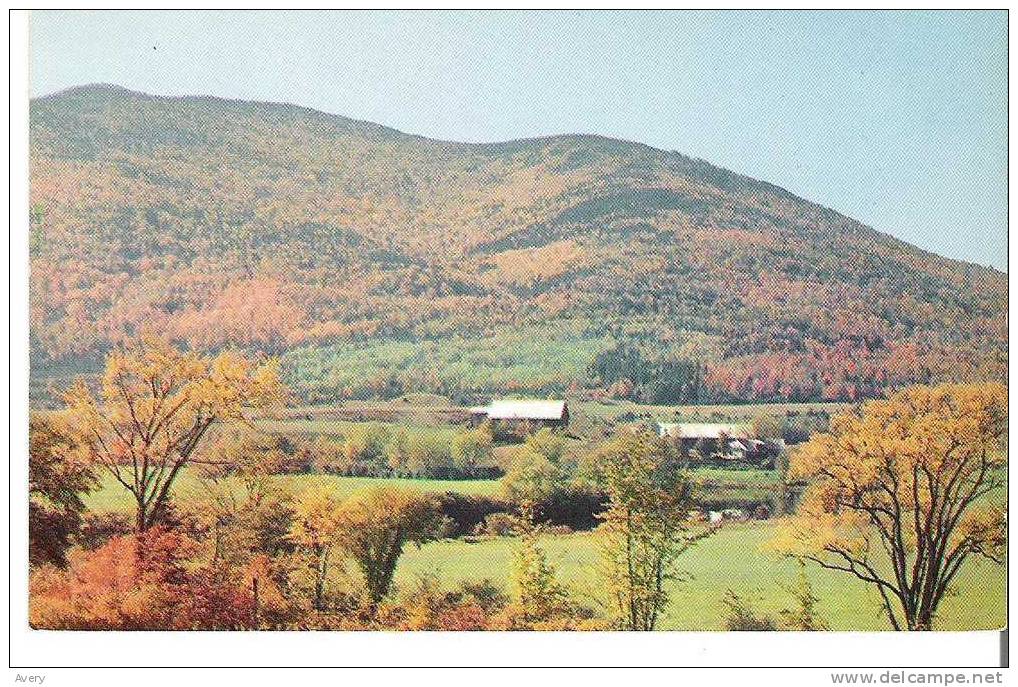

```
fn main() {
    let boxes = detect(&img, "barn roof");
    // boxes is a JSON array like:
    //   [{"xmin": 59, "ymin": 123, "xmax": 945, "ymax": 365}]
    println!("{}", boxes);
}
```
[
  {"xmin": 472, "ymin": 399, "xmax": 568, "ymax": 421},
  {"xmin": 658, "ymin": 422, "xmax": 751, "ymax": 439}
]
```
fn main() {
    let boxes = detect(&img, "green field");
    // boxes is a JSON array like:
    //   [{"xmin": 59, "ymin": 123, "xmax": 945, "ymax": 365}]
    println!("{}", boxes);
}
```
[
  {"xmin": 573, "ymin": 399, "xmax": 849, "ymax": 423},
  {"xmin": 83, "ymin": 470, "xmax": 502, "ymax": 513},
  {"xmin": 252, "ymin": 417, "xmax": 462, "ymax": 440},
  {"xmin": 84, "ymin": 466, "xmax": 777, "ymax": 514},
  {"xmin": 686, "ymin": 467, "xmax": 780, "ymax": 485},
  {"xmin": 280, "ymin": 328, "xmax": 615, "ymax": 404},
  {"xmin": 393, "ymin": 524, "xmax": 1006, "ymax": 631}
]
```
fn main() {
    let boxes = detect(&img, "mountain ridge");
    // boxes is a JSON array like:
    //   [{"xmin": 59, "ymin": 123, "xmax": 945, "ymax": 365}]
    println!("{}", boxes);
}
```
[
  {"xmin": 28, "ymin": 84, "xmax": 1007, "ymax": 404},
  {"xmin": 32, "ymin": 84, "xmax": 1005, "ymax": 278}
]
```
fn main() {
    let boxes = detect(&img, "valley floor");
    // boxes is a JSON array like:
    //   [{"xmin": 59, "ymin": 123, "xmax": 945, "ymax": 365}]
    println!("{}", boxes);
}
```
[{"xmin": 83, "ymin": 474, "xmax": 1005, "ymax": 632}]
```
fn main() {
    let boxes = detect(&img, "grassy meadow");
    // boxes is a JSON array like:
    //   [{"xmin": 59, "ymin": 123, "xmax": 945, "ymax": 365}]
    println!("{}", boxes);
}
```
[
  {"xmin": 394, "ymin": 525, "xmax": 1006, "ymax": 631},
  {"xmin": 83, "ymin": 470, "xmax": 502, "ymax": 513},
  {"xmin": 575, "ymin": 399, "xmax": 850, "ymax": 423},
  {"xmin": 83, "ymin": 463, "xmax": 779, "ymax": 515}
]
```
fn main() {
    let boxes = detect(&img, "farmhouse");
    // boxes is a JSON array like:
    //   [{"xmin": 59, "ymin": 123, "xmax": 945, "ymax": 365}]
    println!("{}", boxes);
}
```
[
  {"xmin": 469, "ymin": 399, "xmax": 569, "ymax": 433},
  {"xmin": 658, "ymin": 422, "xmax": 751, "ymax": 442},
  {"xmin": 658, "ymin": 421, "xmax": 777, "ymax": 465},
  {"xmin": 727, "ymin": 438, "xmax": 760, "ymax": 462}
]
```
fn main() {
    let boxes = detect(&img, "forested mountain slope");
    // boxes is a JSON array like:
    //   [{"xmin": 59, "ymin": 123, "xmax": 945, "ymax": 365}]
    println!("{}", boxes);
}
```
[{"xmin": 29, "ymin": 84, "xmax": 1007, "ymax": 403}]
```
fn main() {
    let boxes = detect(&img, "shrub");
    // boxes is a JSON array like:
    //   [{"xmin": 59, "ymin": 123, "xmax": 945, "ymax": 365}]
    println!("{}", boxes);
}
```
[
  {"xmin": 30, "ymin": 528, "xmax": 254, "ymax": 630},
  {"xmin": 307, "ymin": 435, "xmax": 352, "ymax": 474},
  {"xmin": 277, "ymin": 438, "xmax": 317, "ymax": 474},
  {"xmin": 474, "ymin": 512, "xmax": 519, "ymax": 537},
  {"xmin": 437, "ymin": 493, "xmax": 509, "ymax": 538},
  {"xmin": 458, "ymin": 579, "xmax": 509, "ymax": 614},
  {"xmin": 721, "ymin": 570, "xmax": 829, "ymax": 632},
  {"xmin": 722, "ymin": 590, "xmax": 778, "ymax": 631},
  {"xmin": 381, "ymin": 575, "xmax": 509, "ymax": 630},
  {"xmin": 533, "ymin": 486, "xmax": 608, "ymax": 531},
  {"xmin": 779, "ymin": 564, "xmax": 829, "ymax": 631},
  {"xmin": 76, "ymin": 512, "xmax": 135, "ymax": 550}
]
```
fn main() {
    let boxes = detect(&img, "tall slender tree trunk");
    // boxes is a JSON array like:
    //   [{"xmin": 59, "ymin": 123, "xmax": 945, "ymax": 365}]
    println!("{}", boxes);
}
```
[
  {"xmin": 252, "ymin": 577, "xmax": 260, "ymax": 628},
  {"xmin": 314, "ymin": 548, "xmax": 328, "ymax": 611},
  {"xmin": 135, "ymin": 495, "xmax": 148, "ymax": 533},
  {"xmin": 626, "ymin": 509, "xmax": 637, "ymax": 631},
  {"xmin": 910, "ymin": 605, "xmax": 934, "ymax": 631}
]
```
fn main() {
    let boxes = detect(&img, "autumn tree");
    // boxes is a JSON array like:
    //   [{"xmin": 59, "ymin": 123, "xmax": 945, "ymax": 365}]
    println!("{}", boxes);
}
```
[
  {"xmin": 385, "ymin": 428, "xmax": 450, "ymax": 478},
  {"xmin": 450, "ymin": 422, "xmax": 494, "ymax": 477},
  {"xmin": 29, "ymin": 414, "xmax": 98, "ymax": 567},
  {"xmin": 64, "ymin": 336, "xmax": 284, "ymax": 533},
  {"xmin": 191, "ymin": 428, "xmax": 295, "ymax": 570},
  {"xmin": 290, "ymin": 485, "xmax": 344, "ymax": 611},
  {"xmin": 501, "ymin": 448, "xmax": 562, "ymax": 506},
  {"xmin": 775, "ymin": 383, "xmax": 1007, "ymax": 631},
  {"xmin": 503, "ymin": 504, "xmax": 572, "ymax": 628},
  {"xmin": 30, "ymin": 527, "xmax": 252, "ymax": 630},
  {"xmin": 524, "ymin": 427, "xmax": 567, "ymax": 465},
  {"xmin": 588, "ymin": 430, "xmax": 715, "ymax": 630},
  {"xmin": 198, "ymin": 427, "xmax": 289, "ymax": 496},
  {"xmin": 501, "ymin": 428, "xmax": 570, "ymax": 507},
  {"xmin": 334, "ymin": 487, "xmax": 445, "ymax": 608}
]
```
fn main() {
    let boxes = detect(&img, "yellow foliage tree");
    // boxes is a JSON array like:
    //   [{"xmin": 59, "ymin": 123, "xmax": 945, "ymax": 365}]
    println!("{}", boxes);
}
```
[
  {"xmin": 506, "ymin": 509, "xmax": 570, "ymax": 629},
  {"xmin": 334, "ymin": 487, "xmax": 445, "ymax": 608},
  {"xmin": 774, "ymin": 383, "xmax": 1007, "ymax": 630},
  {"xmin": 290, "ymin": 485, "xmax": 344, "ymax": 611},
  {"xmin": 589, "ymin": 430, "xmax": 715, "ymax": 631},
  {"xmin": 64, "ymin": 335, "xmax": 284, "ymax": 533}
]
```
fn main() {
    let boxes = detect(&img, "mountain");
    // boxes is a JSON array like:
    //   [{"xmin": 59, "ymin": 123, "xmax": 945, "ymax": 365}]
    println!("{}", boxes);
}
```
[{"xmin": 28, "ymin": 84, "xmax": 1008, "ymax": 405}]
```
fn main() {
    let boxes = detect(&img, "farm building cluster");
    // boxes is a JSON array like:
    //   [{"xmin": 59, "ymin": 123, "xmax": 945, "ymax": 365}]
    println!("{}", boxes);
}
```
[
  {"xmin": 658, "ymin": 421, "xmax": 783, "ymax": 467},
  {"xmin": 466, "ymin": 401, "xmax": 782, "ymax": 468}
]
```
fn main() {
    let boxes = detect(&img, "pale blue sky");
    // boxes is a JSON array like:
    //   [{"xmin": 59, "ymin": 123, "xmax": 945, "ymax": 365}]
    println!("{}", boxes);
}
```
[{"xmin": 30, "ymin": 10, "xmax": 1007, "ymax": 271}]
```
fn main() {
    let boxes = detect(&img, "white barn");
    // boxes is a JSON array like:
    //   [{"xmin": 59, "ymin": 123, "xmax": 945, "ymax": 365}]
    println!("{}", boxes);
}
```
[{"xmin": 469, "ymin": 399, "xmax": 569, "ymax": 429}]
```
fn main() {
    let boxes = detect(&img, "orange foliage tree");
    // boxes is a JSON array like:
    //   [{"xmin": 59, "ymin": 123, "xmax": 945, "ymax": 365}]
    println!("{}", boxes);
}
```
[
  {"xmin": 774, "ymin": 383, "xmax": 1007, "ymax": 630},
  {"xmin": 29, "ymin": 527, "xmax": 253, "ymax": 630},
  {"xmin": 64, "ymin": 336, "xmax": 284, "ymax": 533}
]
